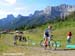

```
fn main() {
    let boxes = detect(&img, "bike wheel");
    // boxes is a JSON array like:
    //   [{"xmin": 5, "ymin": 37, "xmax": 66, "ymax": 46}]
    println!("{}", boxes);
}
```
[
  {"xmin": 40, "ymin": 40, "xmax": 45, "ymax": 47},
  {"xmin": 50, "ymin": 40, "xmax": 56, "ymax": 50}
]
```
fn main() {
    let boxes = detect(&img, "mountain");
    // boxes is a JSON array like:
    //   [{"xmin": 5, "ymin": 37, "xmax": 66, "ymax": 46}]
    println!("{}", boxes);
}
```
[
  {"xmin": 0, "ymin": 15, "xmax": 15, "ymax": 30},
  {"xmin": 0, "ymin": 4, "xmax": 75, "ymax": 30}
]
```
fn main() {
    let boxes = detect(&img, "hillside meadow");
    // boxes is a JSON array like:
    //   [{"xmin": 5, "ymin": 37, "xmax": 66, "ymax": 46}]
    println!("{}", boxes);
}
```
[{"xmin": 0, "ymin": 20, "xmax": 75, "ymax": 56}]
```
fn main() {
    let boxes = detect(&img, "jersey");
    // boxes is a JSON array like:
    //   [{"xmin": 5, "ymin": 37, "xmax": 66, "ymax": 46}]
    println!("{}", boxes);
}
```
[{"xmin": 44, "ymin": 28, "xmax": 52, "ymax": 38}]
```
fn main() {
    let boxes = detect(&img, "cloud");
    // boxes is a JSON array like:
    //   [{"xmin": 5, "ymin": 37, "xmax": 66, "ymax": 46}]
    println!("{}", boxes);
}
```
[
  {"xmin": 0, "ymin": 0, "xmax": 32, "ymax": 19},
  {"xmin": 0, "ymin": 1, "xmax": 6, "ymax": 6},
  {"xmin": 0, "ymin": 9, "xmax": 13, "ymax": 19},
  {"xmin": 5, "ymin": 0, "xmax": 16, "ymax": 5},
  {"xmin": 13, "ymin": 7, "xmax": 30, "ymax": 16},
  {"xmin": 0, "ymin": 0, "xmax": 16, "ymax": 6},
  {"xmin": 15, "ymin": 7, "xmax": 25, "ymax": 11},
  {"xmin": 0, "ymin": 6, "xmax": 30, "ymax": 19}
]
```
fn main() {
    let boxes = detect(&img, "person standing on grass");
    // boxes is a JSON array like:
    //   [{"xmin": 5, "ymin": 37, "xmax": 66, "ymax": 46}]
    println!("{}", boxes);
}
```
[{"xmin": 67, "ymin": 31, "xmax": 72, "ymax": 44}]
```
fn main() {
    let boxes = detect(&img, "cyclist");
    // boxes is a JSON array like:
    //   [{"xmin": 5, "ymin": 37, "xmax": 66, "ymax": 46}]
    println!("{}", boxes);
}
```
[
  {"xmin": 19, "ymin": 31, "xmax": 27, "ymax": 42},
  {"xmin": 14, "ymin": 30, "xmax": 20, "ymax": 45},
  {"xmin": 43, "ymin": 25, "xmax": 52, "ymax": 49},
  {"xmin": 14, "ymin": 31, "xmax": 27, "ymax": 45}
]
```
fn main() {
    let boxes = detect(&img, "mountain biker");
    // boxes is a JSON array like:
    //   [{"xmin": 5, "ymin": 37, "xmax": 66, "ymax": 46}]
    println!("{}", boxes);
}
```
[
  {"xmin": 43, "ymin": 25, "xmax": 52, "ymax": 49},
  {"xmin": 14, "ymin": 30, "xmax": 20, "ymax": 45},
  {"xmin": 14, "ymin": 31, "xmax": 27, "ymax": 45},
  {"xmin": 19, "ymin": 31, "xmax": 27, "ymax": 42}
]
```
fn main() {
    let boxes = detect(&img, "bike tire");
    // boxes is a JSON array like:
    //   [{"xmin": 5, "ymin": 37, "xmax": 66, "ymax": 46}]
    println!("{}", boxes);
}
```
[
  {"xmin": 40, "ymin": 40, "xmax": 45, "ymax": 47},
  {"xmin": 49, "ymin": 40, "xmax": 57, "ymax": 50}
]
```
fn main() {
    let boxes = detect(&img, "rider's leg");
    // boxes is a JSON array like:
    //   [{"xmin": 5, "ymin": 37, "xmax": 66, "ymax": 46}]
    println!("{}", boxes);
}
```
[
  {"xmin": 48, "ymin": 37, "xmax": 50, "ymax": 48},
  {"xmin": 44, "ymin": 38, "xmax": 48, "ymax": 49}
]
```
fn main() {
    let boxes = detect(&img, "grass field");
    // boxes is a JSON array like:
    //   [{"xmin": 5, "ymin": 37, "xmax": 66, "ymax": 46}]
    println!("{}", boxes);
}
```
[{"xmin": 0, "ymin": 20, "xmax": 75, "ymax": 56}]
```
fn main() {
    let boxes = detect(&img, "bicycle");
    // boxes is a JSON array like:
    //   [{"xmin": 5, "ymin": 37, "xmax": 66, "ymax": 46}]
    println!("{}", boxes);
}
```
[
  {"xmin": 40, "ymin": 35, "xmax": 57, "ymax": 50},
  {"xmin": 4, "ymin": 36, "xmax": 35, "ymax": 47},
  {"xmin": 14, "ymin": 36, "xmax": 36, "ymax": 46}
]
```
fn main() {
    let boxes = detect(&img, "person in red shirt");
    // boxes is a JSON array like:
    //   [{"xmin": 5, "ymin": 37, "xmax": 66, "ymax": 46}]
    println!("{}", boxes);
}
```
[{"xmin": 67, "ymin": 32, "xmax": 72, "ymax": 44}]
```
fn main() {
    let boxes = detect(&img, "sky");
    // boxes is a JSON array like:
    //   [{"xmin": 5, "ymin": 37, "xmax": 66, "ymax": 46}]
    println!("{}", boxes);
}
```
[{"xmin": 0, "ymin": 0, "xmax": 75, "ymax": 19}]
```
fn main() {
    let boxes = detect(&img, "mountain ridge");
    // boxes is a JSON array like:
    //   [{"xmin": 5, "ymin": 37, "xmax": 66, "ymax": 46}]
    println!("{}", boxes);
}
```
[{"xmin": 0, "ymin": 4, "xmax": 75, "ymax": 30}]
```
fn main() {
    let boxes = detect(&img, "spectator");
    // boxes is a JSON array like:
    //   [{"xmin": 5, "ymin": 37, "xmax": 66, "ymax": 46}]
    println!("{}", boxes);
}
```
[{"xmin": 67, "ymin": 31, "xmax": 72, "ymax": 44}]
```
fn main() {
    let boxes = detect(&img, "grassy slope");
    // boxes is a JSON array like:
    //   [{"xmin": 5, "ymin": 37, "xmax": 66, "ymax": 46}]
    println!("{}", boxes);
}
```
[
  {"xmin": 0, "ymin": 20, "xmax": 75, "ymax": 54},
  {"xmin": 25, "ymin": 20, "xmax": 75, "ymax": 48}
]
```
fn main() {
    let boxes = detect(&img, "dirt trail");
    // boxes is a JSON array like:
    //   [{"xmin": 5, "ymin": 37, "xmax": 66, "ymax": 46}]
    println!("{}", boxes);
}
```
[{"xmin": 1, "ymin": 46, "xmax": 75, "ymax": 56}]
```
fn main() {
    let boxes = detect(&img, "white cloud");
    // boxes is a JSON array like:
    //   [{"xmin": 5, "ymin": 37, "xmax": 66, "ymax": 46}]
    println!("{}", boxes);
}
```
[
  {"xmin": 13, "ymin": 7, "xmax": 30, "ymax": 16},
  {"xmin": 5, "ymin": 0, "xmax": 16, "ymax": 5},
  {"xmin": 0, "ymin": 7, "xmax": 30, "ymax": 19},
  {"xmin": 0, "ymin": 0, "xmax": 32, "ymax": 19},
  {"xmin": 15, "ymin": 7, "xmax": 25, "ymax": 11},
  {"xmin": 0, "ymin": 8, "xmax": 18, "ymax": 18},
  {"xmin": 0, "ymin": 0, "xmax": 16, "ymax": 6},
  {"xmin": 0, "ymin": 9, "xmax": 12, "ymax": 19},
  {"xmin": 0, "ymin": 1, "xmax": 7, "ymax": 6}
]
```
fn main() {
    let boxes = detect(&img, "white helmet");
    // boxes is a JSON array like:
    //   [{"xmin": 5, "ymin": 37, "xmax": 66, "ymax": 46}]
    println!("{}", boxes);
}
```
[{"xmin": 15, "ymin": 30, "xmax": 19, "ymax": 33}]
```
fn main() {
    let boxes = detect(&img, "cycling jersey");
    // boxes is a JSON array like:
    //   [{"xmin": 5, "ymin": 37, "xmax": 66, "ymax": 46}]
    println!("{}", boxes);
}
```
[{"xmin": 44, "ymin": 28, "xmax": 52, "ymax": 37}]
